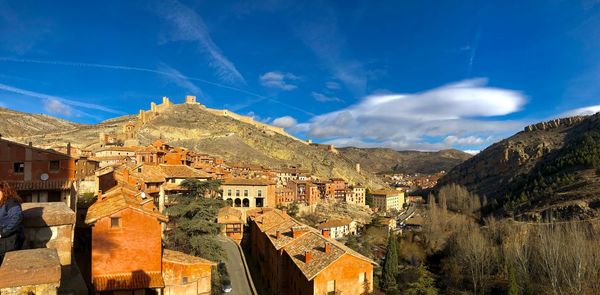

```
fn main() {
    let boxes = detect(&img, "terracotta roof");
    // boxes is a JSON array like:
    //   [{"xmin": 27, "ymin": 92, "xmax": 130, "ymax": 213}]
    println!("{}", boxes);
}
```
[
  {"xmin": 0, "ymin": 138, "xmax": 75, "ymax": 159},
  {"xmin": 159, "ymin": 164, "xmax": 212, "ymax": 179},
  {"xmin": 131, "ymin": 165, "xmax": 166, "ymax": 183},
  {"xmin": 8, "ymin": 179, "xmax": 73, "ymax": 191},
  {"xmin": 316, "ymin": 218, "xmax": 352, "ymax": 229},
  {"xmin": 217, "ymin": 207, "xmax": 243, "ymax": 224},
  {"xmin": 162, "ymin": 249, "xmax": 216, "ymax": 266},
  {"xmin": 249, "ymin": 209, "xmax": 376, "ymax": 281},
  {"xmin": 85, "ymin": 184, "xmax": 167, "ymax": 224},
  {"xmin": 371, "ymin": 188, "xmax": 402, "ymax": 196},
  {"xmin": 97, "ymin": 146, "xmax": 139, "ymax": 152},
  {"xmin": 222, "ymin": 178, "xmax": 273, "ymax": 186},
  {"xmin": 92, "ymin": 271, "xmax": 164, "ymax": 291},
  {"xmin": 284, "ymin": 232, "xmax": 347, "ymax": 280},
  {"xmin": 266, "ymin": 219, "xmax": 305, "ymax": 250}
]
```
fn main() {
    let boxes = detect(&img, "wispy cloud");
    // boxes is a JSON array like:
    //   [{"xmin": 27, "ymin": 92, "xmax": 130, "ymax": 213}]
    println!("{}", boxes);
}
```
[
  {"xmin": 0, "ymin": 57, "xmax": 316, "ymax": 116},
  {"xmin": 0, "ymin": 82, "xmax": 125, "ymax": 116},
  {"xmin": 560, "ymin": 105, "xmax": 600, "ymax": 117},
  {"xmin": 292, "ymin": 79, "xmax": 527, "ymax": 151},
  {"xmin": 158, "ymin": 63, "xmax": 204, "ymax": 95},
  {"xmin": 154, "ymin": 0, "xmax": 246, "ymax": 85},
  {"xmin": 259, "ymin": 71, "xmax": 300, "ymax": 91},
  {"xmin": 325, "ymin": 81, "xmax": 341, "ymax": 90},
  {"xmin": 311, "ymin": 91, "xmax": 343, "ymax": 103},
  {"xmin": 44, "ymin": 99, "xmax": 72, "ymax": 116}
]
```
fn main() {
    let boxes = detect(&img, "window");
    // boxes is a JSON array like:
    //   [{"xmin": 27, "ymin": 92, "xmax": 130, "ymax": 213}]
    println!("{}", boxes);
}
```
[
  {"xmin": 49, "ymin": 160, "xmax": 60, "ymax": 172},
  {"xmin": 244, "ymin": 189, "xmax": 249, "ymax": 197},
  {"xmin": 327, "ymin": 280, "xmax": 336, "ymax": 295},
  {"xmin": 111, "ymin": 217, "xmax": 121, "ymax": 228},
  {"xmin": 13, "ymin": 162, "xmax": 24, "ymax": 173},
  {"xmin": 227, "ymin": 189, "xmax": 232, "ymax": 196},
  {"xmin": 257, "ymin": 189, "xmax": 262, "ymax": 197},
  {"xmin": 236, "ymin": 189, "xmax": 240, "ymax": 197},
  {"xmin": 359, "ymin": 272, "xmax": 366, "ymax": 283}
]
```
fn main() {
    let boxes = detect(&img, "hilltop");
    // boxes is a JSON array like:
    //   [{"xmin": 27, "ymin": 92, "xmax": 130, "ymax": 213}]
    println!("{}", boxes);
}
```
[
  {"xmin": 338, "ymin": 147, "xmax": 471, "ymax": 174},
  {"xmin": 2, "ymin": 97, "xmax": 385, "ymax": 188},
  {"xmin": 437, "ymin": 114, "xmax": 600, "ymax": 220}
]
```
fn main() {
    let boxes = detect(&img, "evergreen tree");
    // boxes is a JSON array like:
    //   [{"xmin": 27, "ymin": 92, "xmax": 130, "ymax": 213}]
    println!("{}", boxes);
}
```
[
  {"xmin": 165, "ymin": 179, "xmax": 226, "ymax": 261},
  {"xmin": 405, "ymin": 264, "xmax": 438, "ymax": 295},
  {"xmin": 380, "ymin": 233, "xmax": 399, "ymax": 291}
]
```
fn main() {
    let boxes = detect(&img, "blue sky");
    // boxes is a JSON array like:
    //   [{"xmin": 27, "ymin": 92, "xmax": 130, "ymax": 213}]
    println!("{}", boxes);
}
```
[{"xmin": 1, "ymin": 0, "xmax": 600, "ymax": 152}]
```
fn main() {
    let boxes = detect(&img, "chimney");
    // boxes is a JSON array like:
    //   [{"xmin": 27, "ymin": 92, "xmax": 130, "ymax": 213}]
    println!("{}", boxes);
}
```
[
  {"xmin": 292, "ymin": 226, "xmax": 308, "ymax": 238},
  {"xmin": 304, "ymin": 251, "xmax": 312, "ymax": 263},
  {"xmin": 276, "ymin": 230, "xmax": 281, "ymax": 239},
  {"xmin": 67, "ymin": 142, "xmax": 71, "ymax": 156},
  {"xmin": 322, "ymin": 229, "xmax": 330, "ymax": 238},
  {"xmin": 28, "ymin": 142, "xmax": 32, "ymax": 147},
  {"xmin": 325, "ymin": 242, "xmax": 331, "ymax": 253},
  {"xmin": 98, "ymin": 190, "xmax": 103, "ymax": 201}
]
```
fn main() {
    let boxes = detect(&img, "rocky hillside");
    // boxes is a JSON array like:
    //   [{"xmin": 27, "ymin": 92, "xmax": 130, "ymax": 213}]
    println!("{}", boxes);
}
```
[
  {"xmin": 437, "ymin": 115, "xmax": 600, "ymax": 220},
  {"xmin": 3, "ymin": 104, "xmax": 385, "ymax": 188},
  {"xmin": 338, "ymin": 147, "xmax": 471, "ymax": 174},
  {"xmin": 0, "ymin": 107, "xmax": 81, "ymax": 137}
]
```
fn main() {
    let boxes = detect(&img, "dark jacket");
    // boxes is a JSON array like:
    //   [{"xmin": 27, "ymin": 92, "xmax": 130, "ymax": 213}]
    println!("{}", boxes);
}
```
[{"xmin": 0, "ymin": 199, "xmax": 24, "ymax": 254}]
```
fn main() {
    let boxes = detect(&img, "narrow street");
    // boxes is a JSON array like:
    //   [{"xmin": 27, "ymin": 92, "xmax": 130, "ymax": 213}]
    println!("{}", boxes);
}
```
[{"xmin": 216, "ymin": 235, "xmax": 255, "ymax": 295}]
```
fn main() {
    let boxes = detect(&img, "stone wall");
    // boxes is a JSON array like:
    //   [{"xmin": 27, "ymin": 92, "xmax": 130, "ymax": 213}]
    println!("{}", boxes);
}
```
[
  {"xmin": 22, "ymin": 202, "xmax": 76, "ymax": 266},
  {"xmin": 0, "ymin": 248, "xmax": 61, "ymax": 295}
]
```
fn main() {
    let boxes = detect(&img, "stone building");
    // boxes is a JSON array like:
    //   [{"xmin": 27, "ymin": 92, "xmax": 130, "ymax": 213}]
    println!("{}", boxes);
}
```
[
  {"xmin": 371, "ymin": 188, "xmax": 405, "ymax": 212},
  {"xmin": 217, "ymin": 206, "xmax": 244, "ymax": 243},
  {"xmin": 316, "ymin": 218, "xmax": 358, "ymax": 240},
  {"xmin": 221, "ymin": 178, "xmax": 275, "ymax": 209}
]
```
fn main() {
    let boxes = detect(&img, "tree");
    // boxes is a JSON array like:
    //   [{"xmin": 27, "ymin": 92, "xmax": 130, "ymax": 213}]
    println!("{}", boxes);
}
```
[
  {"xmin": 165, "ymin": 179, "xmax": 226, "ymax": 261},
  {"xmin": 381, "ymin": 233, "xmax": 399, "ymax": 291},
  {"xmin": 404, "ymin": 264, "xmax": 438, "ymax": 295},
  {"xmin": 286, "ymin": 201, "xmax": 300, "ymax": 217}
]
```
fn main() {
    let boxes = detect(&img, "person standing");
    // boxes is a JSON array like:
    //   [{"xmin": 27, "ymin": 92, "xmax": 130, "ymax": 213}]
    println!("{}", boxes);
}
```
[{"xmin": 0, "ymin": 182, "xmax": 24, "ymax": 259}]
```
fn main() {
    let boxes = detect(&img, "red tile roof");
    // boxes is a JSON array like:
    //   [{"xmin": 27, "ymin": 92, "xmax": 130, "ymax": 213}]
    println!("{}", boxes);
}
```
[
  {"xmin": 85, "ymin": 184, "xmax": 167, "ymax": 224},
  {"xmin": 8, "ymin": 179, "xmax": 73, "ymax": 191},
  {"xmin": 222, "ymin": 178, "xmax": 274, "ymax": 186},
  {"xmin": 162, "ymin": 249, "xmax": 216, "ymax": 266}
]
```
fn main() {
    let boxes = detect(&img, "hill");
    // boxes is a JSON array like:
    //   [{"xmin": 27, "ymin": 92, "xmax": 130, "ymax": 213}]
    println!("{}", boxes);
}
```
[
  {"xmin": 2, "ymin": 99, "xmax": 386, "ymax": 188},
  {"xmin": 338, "ymin": 147, "xmax": 471, "ymax": 174},
  {"xmin": 437, "ymin": 114, "xmax": 600, "ymax": 220},
  {"xmin": 0, "ymin": 107, "xmax": 81, "ymax": 137}
]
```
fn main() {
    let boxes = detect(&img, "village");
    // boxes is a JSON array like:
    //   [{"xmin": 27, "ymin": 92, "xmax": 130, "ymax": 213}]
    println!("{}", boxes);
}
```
[{"xmin": 0, "ymin": 97, "xmax": 430, "ymax": 295}]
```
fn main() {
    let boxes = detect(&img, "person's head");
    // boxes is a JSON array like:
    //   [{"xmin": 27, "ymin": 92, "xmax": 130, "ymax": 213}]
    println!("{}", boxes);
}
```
[{"xmin": 0, "ymin": 182, "xmax": 22, "ymax": 206}]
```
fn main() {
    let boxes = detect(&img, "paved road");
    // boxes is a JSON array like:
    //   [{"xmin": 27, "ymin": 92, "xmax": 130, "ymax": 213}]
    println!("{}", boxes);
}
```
[
  {"xmin": 216, "ymin": 235, "xmax": 254, "ymax": 295},
  {"xmin": 397, "ymin": 203, "xmax": 417, "ymax": 224}
]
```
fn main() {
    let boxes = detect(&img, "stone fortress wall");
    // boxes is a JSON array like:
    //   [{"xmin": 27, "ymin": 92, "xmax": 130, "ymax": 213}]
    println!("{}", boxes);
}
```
[{"xmin": 136, "ymin": 95, "xmax": 305, "ymax": 143}]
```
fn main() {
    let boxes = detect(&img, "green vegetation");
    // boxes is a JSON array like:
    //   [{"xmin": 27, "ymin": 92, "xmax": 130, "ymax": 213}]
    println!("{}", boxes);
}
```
[
  {"xmin": 502, "ymin": 131, "xmax": 600, "ymax": 212},
  {"xmin": 404, "ymin": 264, "xmax": 438, "ymax": 295},
  {"xmin": 381, "ymin": 233, "xmax": 399, "ymax": 292},
  {"xmin": 164, "ymin": 179, "xmax": 225, "ymax": 261}
]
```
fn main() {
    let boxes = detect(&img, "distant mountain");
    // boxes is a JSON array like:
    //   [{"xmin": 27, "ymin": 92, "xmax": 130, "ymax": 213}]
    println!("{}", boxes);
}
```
[
  {"xmin": 338, "ymin": 147, "xmax": 471, "ymax": 174},
  {"xmin": 437, "ymin": 114, "xmax": 600, "ymax": 220},
  {"xmin": 2, "ymin": 101, "xmax": 386, "ymax": 188},
  {"xmin": 0, "ymin": 107, "xmax": 81, "ymax": 137}
]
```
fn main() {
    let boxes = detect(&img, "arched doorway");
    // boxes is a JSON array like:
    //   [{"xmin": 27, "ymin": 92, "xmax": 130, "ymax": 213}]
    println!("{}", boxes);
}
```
[
  {"xmin": 226, "ymin": 198, "xmax": 233, "ymax": 206},
  {"xmin": 234, "ymin": 198, "xmax": 241, "ymax": 207},
  {"xmin": 242, "ymin": 198, "xmax": 250, "ymax": 207}
]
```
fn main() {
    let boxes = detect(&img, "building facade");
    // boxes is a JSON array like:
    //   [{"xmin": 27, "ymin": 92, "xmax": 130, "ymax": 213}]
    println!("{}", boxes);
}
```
[
  {"xmin": 221, "ymin": 178, "xmax": 275, "ymax": 209},
  {"xmin": 371, "ymin": 188, "xmax": 405, "ymax": 212}
]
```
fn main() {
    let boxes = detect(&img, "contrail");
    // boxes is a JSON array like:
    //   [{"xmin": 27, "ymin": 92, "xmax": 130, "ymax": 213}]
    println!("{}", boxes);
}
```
[
  {"xmin": 0, "ymin": 57, "xmax": 316, "ymax": 116},
  {"xmin": 467, "ymin": 28, "xmax": 481, "ymax": 78}
]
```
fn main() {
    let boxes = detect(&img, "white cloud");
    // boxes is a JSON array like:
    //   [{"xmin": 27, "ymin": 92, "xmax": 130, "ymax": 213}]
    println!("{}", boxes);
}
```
[
  {"xmin": 271, "ymin": 116, "xmax": 298, "ymax": 128},
  {"xmin": 560, "ymin": 105, "xmax": 600, "ymax": 117},
  {"xmin": 463, "ymin": 150, "xmax": 480, "ymax": 155},
  {"xmin": 44, "ymin": 99, "xmax": 72, "ymax": 116},
  {"xmin": 155, "ymin": 0, "xmax": 246, "ymax": 84},
  {"xmin": 259, "ymin": 71, "xmax": 299, "ymax": 91},
  {"xmin": 312, "ymin": 92, "xmax": 343, "ymax": 103},
  {"xmin": 443, "ymin": 135, "xmax": 485, "ymax": 146},
  {"xmin": 295, "ymin": 79, "xmax": 527, "ymax": 151},
  {"xmin": 326, "ymin": 81, "xmax": 341, "ymax": 90}
]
